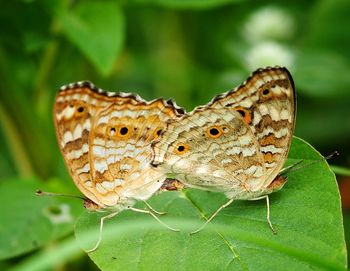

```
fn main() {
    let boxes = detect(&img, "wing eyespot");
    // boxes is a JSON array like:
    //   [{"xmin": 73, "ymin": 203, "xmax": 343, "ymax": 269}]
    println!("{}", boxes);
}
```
[
  {"xmin": 119, "ymin": 126, "xmax": 129, "ymax": 136},
  {"xmin": 222, "ymin": 126, "xmax": 229, "ymax": 132},
  {"xmin": 262, "ymin": 88, "xmax": 270, "ymax": 95},
  {"xmin": 260, "ymin": 87, "xmax": 274, "ymax": 100},
  {"xmin": 109, "ymin": 127, "xmax": 116, "ymax": 136},
  {"xmin": 75, "ymin": 105, "xmax": 87, "ymax": 117},
  {"xmin": 206, "ymin": 126, "xmax": 225, "ymax": 139},
  {"xmin": 234, "ymin": 106, "xmax": 252, "ymax": 125},
  {"xmin": 153, "ymin": 128, "xmax": 163, "ymax": 138},
  {"xmin": 108, "ymin": 125, "xmax": 132, "ymax": 138},
  {"xmin": 174, "ymin": 143, "xmax": 190, "ymax": 154}
]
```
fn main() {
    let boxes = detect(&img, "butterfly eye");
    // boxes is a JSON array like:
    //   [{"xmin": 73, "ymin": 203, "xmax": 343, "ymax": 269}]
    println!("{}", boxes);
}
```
[
  {"xmin": 206, "ymin": 126, "xmax": 224, "ymax": 138},
  {"xmin": 174, "ymin": 144, "xmax": 190, "ymax": 154},
  {"xmin": 234, "ymin": 106, "xmax": 252, "ymax": 125}
]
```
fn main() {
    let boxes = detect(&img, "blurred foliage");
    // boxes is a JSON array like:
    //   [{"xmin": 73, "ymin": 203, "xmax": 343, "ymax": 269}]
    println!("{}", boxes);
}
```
[{"xmin": 0, "ymin": 0, "xmax": 349, "ymax": 270}]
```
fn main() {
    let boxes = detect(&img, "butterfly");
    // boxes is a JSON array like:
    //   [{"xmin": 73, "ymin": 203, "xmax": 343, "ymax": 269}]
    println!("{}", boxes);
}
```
[
  {"xmin": 53, "ymin": 81, "xmax": 184, "ymax": 251},
  {"xmin": 152, "ymin": 66, "xmax": 296, "ymax": 233}
]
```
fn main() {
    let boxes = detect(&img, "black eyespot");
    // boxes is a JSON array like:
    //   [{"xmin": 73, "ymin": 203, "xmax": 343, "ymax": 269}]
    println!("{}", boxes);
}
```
[
  {"xmin": 209, "ymin": 128, "xmax": 220, "ymax": 136},
  {"xmin": 263, "ymin": 89, "xmax": 270, "ymax": 95},
  {"xmin": 177, "ymin": 145, "xmax": 185, "ymax": 152},
  {"xmin": 77, "ymin": 106, "xmax": 84, "ymax": 112},
  {"xmin": 156, "ymin": 129, "xmax": 162, "ymax": 136},
  {"xmin": 120, "ymin": 127, "xmax": 128, "ymax": 135},
  {"xmin": 110, "ymin": 127, "xmax": 116, "ymax": 133},
  {"xmin": 237, "ymin": 109, "xmax": 246, "ymax": 117}
]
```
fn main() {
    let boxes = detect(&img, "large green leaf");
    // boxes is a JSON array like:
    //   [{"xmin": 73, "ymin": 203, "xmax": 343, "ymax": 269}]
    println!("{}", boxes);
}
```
[
  {"xmin": 0, "ymin": 178, "xmax": 82, "ymax": 260},
  {"xmin": 59, "ymin": 1, "xmax": 124, "ymax": 76},
  {"xmin": 74, "ymin": 137, "xmax": 347, "ymax": 270}
]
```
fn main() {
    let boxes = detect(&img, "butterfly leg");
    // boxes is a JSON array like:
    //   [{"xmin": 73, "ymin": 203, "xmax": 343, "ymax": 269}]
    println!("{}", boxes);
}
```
[
  {"xmin": 143, "ymin": 200, "xmax": 166, "ymax": 215},
  {"xmin": 86, "ymin": 211, "xmax": 119, "ymax": 253},
  {"xmin": 190, "ymin": 198, "xmax": 234, "ymax": 235},
  {"xmin": 129, "ymin": 207, "xmax": 179, "ymax": 232},
  {"xmin": 250, "ymin": 195, "xmax": 277, "ymax": 234}
]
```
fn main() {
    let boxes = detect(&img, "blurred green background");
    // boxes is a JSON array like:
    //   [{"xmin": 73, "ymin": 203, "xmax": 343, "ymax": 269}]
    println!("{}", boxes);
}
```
[{"xmin": 0, "ymin": 0, "xmax": 349, "ymax": 270}]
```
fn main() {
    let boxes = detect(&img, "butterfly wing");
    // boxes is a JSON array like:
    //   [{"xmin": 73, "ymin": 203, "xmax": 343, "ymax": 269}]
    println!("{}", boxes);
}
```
[
  {"xmin": 54, "ymin": 82, "xmax": 183, "ymax": 208},
  {"xmin": 152, "ymin": 67, "xmax": 295, "ymax": 199},
  {"xmin": 89, "ymin": 98, "xmax": 183, "ymax": 206},
  {"xmin": 209, "ymin": 67, "xmax": 296, "ymax": 188},
  {"xmin": 152, "ymin": 107, "xmax": 264, "ymax": 196},
  {"xmin": 54, "ymin": 82, "xmax": 131, "ymax": 206}
]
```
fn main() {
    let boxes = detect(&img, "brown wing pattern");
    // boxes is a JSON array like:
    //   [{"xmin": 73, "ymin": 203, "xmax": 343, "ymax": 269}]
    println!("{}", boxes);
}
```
[
  {"xmin": 152, "ymin": 107, "xmax": 263, "ymax": 194},
  {"xmin": 209, "ymin": 67, "xmax": 296, "ymax": 187},
  {"xmin": 89, "ymin": 99, "xmax": 183, "ymax": 206},
  {"xmin": 152, "ymin": 67, "xmax": 295, "ymax": 199},
  {"xmin": 54, "ymin": 81, "xmax": 183, "ymax": 208}
]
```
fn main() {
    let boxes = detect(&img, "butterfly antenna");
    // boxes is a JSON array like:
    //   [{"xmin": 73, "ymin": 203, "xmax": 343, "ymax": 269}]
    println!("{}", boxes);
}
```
[
  {"xmin": 36, "ymin": 189, "xmax": 86, "ymax": 201},
  {"xmin": 324, "ymin": 150, "xmax": 339, "ymax": 160},
  {"xmin": 280, "ymin": 151, "xmax": 339, "ymax": 176}
]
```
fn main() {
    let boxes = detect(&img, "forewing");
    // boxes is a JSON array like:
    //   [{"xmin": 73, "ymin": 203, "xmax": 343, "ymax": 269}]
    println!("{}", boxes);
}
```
[
  {"xmin": 54, "ymin": 82, "xmax": 134, "ymax": 205},
  {"xmin": 89, "ymin": 98, "xmax": 183, "ymax": 206},
  {"xmin": 54, "ymin": 81, "xmax": 183, "ymax": 207}
]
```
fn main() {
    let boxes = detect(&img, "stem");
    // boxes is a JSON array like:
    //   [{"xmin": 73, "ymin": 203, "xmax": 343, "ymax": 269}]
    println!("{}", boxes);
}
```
[
  {"xmin": 0, "ymin": 104, "xmax": 34, "ymax": 177},
  {"xmin": 330, "ymin": 165, "xmax": 350, "ymax": 177}
]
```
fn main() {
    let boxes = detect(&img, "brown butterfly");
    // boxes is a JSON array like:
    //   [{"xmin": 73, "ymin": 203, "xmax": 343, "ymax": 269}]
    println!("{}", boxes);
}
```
[
  {"xmin": 152, "ymin": 67, "xmax": 296, "ymax": 233},
  {"xmin": 53, "ymin": 81, "xmax": 184, "ymax": 251}
]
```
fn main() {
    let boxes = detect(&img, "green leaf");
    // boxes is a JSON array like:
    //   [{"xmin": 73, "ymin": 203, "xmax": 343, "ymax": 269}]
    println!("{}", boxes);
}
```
[
  {"xmin": 0, "ymin": 178, "xmax": 82, "ymax": 260},
  {"xmin": 75, "ymin": 137, "xmax": 346, "ymax": 270},
  {"xmin": 59, "ymin": 2, "xmax": 124, "ymax": 76}
]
